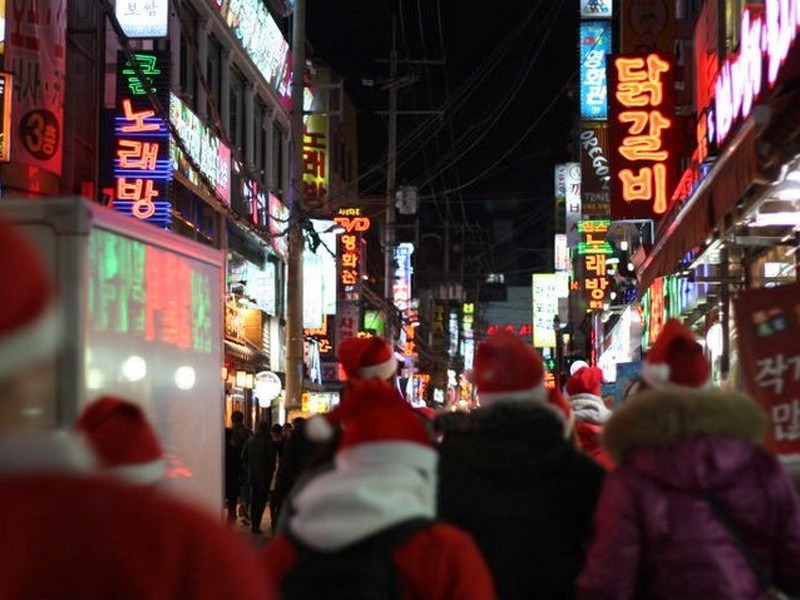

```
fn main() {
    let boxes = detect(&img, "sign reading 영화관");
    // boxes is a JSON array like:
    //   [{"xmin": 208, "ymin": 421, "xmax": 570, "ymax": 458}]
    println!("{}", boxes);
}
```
[{"xmin": 733, "ymin": 280, "xmax": 800, "ymax": 462}]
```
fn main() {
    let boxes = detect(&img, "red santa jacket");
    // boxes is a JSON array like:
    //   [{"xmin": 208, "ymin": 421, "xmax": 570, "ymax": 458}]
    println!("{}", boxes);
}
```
[
  {"xmin": 0, "ymin": 433, "xmax": 277, "ymax": 600},
  {"xmin": 263, "ymin": 522, "xmax": 497, "ymax": 600}
]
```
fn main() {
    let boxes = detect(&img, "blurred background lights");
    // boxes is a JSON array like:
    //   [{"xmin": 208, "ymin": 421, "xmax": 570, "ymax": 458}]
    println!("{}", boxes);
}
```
[
  {"xmin": 174, "ymin": 366, "xmax": 197, "ymax": 390},
  {"xmin": 121, "ymin": 355, "xmax": 147, "ymax": 382}
]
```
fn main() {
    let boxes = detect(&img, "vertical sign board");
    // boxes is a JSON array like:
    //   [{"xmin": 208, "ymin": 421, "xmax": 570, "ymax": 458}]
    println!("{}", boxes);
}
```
[
  {"xmin": 0, "ymin": 73, "xmax": 12, "ymax": 162},
  {"xmin": 578, "ymin": 220, "xmax": 612, "ymax": 311},
  {"xmin": 303, "ymin": 114, "xmax": 329, "ymax": 210},
  {"xmin": 734, "ymin": 281, "xmax": 800, "ymax": 463},
  {"xmin": 532, "ymin": 274, "xmax": 559, "ymax": 348},
  {"xmin": 580, "ymin": 0, "xmax": 612, "ymax": 19},
  {"xmin": 608, "ymin": 53, "xmax": 677, "ymax": 220},
  {"xmin": 268, "ymin": 193, "xmax": 289, "ymax": 258},
  {"xmin": 335, "ymin": 209, "xmax": 370, "ymax": 348},
  {"xmin": 113, "ymin": 51, "xmax": 172, "ymax": 227},
  {"xmin": 554, "ymin": 163, "xmax": 567, "ymax": 233},
  {"xmin": 580, "ymin": 124, "xmax": 611, "ymax": 217},
  {"xmin": 6, "ymin": 0, "xmax": 66, "ymax": 176},
  {"xmin": 565, "ymin": 162, "xmax": 582, "ymax": 247},
  {"xmin": 116, "ymin": 0, "xmax": 169, "ymax": 38},
  {"xmin": 619, "ymin": 0, "xmax": 675, "ymax": 54},
  {"xmin": 579, "ymin": 21, "xmax": 611, "ymax": 121}
]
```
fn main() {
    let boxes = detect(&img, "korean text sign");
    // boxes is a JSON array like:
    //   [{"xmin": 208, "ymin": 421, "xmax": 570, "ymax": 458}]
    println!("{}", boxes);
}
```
[
  {"xmin": 733, "ymin": 281, "xmax": 800, "ymax": 460},
  {"xmin": 608, "ymin": 52, "xmax": 676, "ymax": 220}
]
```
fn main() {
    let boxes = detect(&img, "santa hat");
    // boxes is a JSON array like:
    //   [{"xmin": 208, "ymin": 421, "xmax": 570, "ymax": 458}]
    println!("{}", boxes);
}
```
[
  {"xmin": 474, "ymin": 331, "xmax": 572, "ymax": 432},
  {"xmin": 308, "ymin": 377, "xmax": 433, "ymax": 458},
  {"xmin": 337, "ymin": 336, "xmax": 397, "ymax": 381},
  {"xmin": 0, "ymin": 213, "xmax": 63, "ymax": 381},
  {"xmin": 75, "ymin": 396, "xmax": 165, "ymax": 485},
  {"xmin": 641, "ymin": 318, "xmax": 712, "ymax": 390},
  {"xmin": 566, "ymin": 366, "xmax": 604, "ymax": 399}
]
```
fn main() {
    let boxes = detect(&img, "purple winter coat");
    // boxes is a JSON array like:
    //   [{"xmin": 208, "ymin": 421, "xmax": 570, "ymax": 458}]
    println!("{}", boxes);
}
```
[{"xmin": 577, "ymin": 388, "xmax": 800, "ymax": 600}]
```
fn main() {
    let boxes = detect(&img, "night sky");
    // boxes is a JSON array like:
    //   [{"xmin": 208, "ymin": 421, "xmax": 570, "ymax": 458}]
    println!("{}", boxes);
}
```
[{"xmin": 306, "ymin": 1, "xmax": 580, "ymax": 285}]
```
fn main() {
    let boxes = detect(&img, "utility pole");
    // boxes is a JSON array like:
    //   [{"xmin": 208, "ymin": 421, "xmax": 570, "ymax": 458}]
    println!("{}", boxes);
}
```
[
  {"xmin": 384, "ymin": 14, "xmax": 398, "ymax": 344},
  {"xmin": 285, "ymin": 0, "xmax": 306, "ymax": 410}
]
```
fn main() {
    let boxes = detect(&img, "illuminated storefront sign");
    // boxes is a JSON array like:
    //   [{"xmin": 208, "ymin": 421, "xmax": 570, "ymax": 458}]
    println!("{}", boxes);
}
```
[
  {"xmin": 170, "ymin": 94, "xmax": 231, "ymax": 204},
  {"xmin": 303, "ymin": 114, "xmax": 328, "ymax": 209},
  {"xmin": 565, "ymin": 162, "xmax": 582, "ymax": 247},
  {"xmin": 305, "ymin": 314, "xmax": 334, "ymax": 357},
  {"xmin": 393, "ymin": 243, "xmax": 414, "ymax": 313},
  {"xmin": 116, "ymin": 0, "xmax": 168, "ymax": 38},
  {"xmin": 487, "ymin": 323, "xmax": 534, "ymax": 337},
  {"xmin": 208, "ymin": 0, "xmax": 290, "ymax": 99},
  {"xmin": 0, "ymin": 72, "xmax": 12, "ymax": 162},
  {"xmin": 580, "ymin": 0, "xmax": 612, "ymax": 19},
  {"xmin": 580, "ymin": 125, "xmax": 610, "ymax": 217},
  {"xmin": 532, "ymin": 274, "xmax": 559, "ymax": 348},
  {"xmin": 609, "ymin": 52, "xmax": 676, "ymax": 219},
  {"xmin": 554, "ymin": 234, "xmax": 569, "ymax": 272},
  {"xmin": 713, "ymin": 2, "xmax": 800, "ymax": 147},
  {"xmin": 336, "ymin": 212, "xmax": 370, "ymax": 301},
  {"xmin": 113, "ymin": 51, "xmax": 172, "ymax": 227},
  {"xmin": 580, "ymin": 21, "xmax": 611, "ymax": 120},
  {"xmin": 578, "ymin": 220, "xmax": 611, "ymax": 310},
  {"xmin": 268, "ymin": 193, "xmax": 289, "ymax": 258}
]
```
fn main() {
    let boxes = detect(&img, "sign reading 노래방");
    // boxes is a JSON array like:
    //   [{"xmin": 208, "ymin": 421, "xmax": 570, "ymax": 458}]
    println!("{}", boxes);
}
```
[{"xmin": 733, "ymin": 281, "xmax": 800, "ymax": 462}]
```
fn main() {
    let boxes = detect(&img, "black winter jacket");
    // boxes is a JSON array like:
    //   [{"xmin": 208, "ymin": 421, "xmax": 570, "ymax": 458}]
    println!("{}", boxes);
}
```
[{"xmin": 437, "ymin": 403, "xmax": 604, "ymax": 600}]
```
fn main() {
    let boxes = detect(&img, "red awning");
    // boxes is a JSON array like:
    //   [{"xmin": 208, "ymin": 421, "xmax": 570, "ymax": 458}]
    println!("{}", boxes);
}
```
[{"xmin": 637, "ymin": 120, "xmax": 758, "ymax": 293}]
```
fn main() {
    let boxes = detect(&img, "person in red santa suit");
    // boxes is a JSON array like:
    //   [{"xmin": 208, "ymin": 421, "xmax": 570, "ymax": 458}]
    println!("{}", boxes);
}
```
[
  {"xmin": 565, "ymin": 365, "xmax": 615, "ymax": 469},
  {"xmin": 261, "ymin": 376, "xmax": 497, "ymax": 600},
  {"xmin": 75, "ymin": 395, "xmax": 167, "ymax": 486},
  {"xmin": 437, "ymin": 330, "xmax": 604, "ymax": 600},
  {"xmin": 0, "ymin": 214, "xmax": 276, "ymax": 600}
]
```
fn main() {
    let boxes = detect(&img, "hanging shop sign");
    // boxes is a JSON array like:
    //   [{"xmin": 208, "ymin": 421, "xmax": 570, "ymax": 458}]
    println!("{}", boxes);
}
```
[
  {"xmin": 619, "ymin": 0, "xmax": 675, "ymax": 54},
  {"xmin": 113, "ymin": 50, "xmax": 172, "ymax": 227},
  {"xmin": 303, "ymin": 114, "xmax": 328, "ymax": 209},
  {"xmin": 565, "ymin": 162, "xmax": 582, "ymax": 247},
  {"xmin": 608, "ymin": 52, "xmax": 677, "ymax": 219},
  {"xmin": 579, "ymin": 21, "xmax": 612, "ymax": 120},
  {"xmin": 734, "ymin": 280, "xmax": 800, "ymax": 462},
  {"xmin": 6, "ymin": 0, "xmax": 65, "ymax": 176},
  {"xmin": 580, "ymin": 0, "xmax": 612, "ymax": 19},
  {"xmin": 116, "ymin": 0, "xmax": 169, "ymax": 38},
  {"xmin": 305, "ymin": 314, "xmax": 335, "ymax": 358},
  {"xmin": 577, "ymin": 220, "xmax": 611, "ymax": 311},
  {"xmin": 532, "ymin": 273, "xmax": 559, "ymax": 348},
  {"xmin": 0, "ymin": 72, "xmax": 12, "ymax": 162},
  {"xmin": 268, "ymin": 193, "xmax": 289, "ymax": 258},
  {"xmin": 579, "ymin": 124, "xmax": 611, "ymax": 217}
]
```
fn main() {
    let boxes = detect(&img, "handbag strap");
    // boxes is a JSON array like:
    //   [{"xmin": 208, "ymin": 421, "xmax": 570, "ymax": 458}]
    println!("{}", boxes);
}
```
[{"xmin": 704, "ymin": 491, "xmax": 773, "ymax": 590}]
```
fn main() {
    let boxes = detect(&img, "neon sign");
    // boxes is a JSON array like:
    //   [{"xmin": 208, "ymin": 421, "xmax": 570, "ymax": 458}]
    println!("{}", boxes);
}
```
[
  {"xmin": 336, "ymin": 208, "xmax": 370, "ymax": 301},
  {"xmin": 578, "ymin": 220, "xmax": 611, "ymax": 310},
  {"xmin": 580, "ymin": 21, "xmax": 611, "ymax": 120},
  {"xmin": 303, "ymin": 114, "xmax": 328, "ymax": 209},
  {"xmin": 713, "ymin": 2, "xmax": 800, "ymax": 146},
  {"xmin": 609, "ymin": 52, "xmax": 675, "ymax": 219},
  {"xmin": 113, "ymin": 51, "xmax": 172, "ymax": 227}
]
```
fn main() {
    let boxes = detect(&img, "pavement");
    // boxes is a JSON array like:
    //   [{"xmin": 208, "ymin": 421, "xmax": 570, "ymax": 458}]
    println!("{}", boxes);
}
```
[{"xmin": 229, "ymin": 509, "xmax": 275, "ymax": 548}]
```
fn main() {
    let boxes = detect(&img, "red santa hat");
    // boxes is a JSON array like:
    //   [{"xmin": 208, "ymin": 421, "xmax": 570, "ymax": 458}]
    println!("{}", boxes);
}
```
[
  {"xmin": 337, "ymin": 336, "xmax": 397, "ymax": 381},
  {"xmin": 0, "ymin": 213, "xmax": 63, "ymax": 381},
  {"xmin": 76, "ymin": 396, "xmax": 165, "ymax": 485},
  {"xmin": 565, "ymin": 366, "xmax": 604, "ymax": 399},
  {"xmin": 641, "ymin": 318, "xmax": 712, "ymax": 390},
  {"xmin": 474, "ymin": 331, "xmax": 572, "ymax": 432},
  {"xmin": 307, "ymin": 377, "xmax": 433, "ymax": 458}
]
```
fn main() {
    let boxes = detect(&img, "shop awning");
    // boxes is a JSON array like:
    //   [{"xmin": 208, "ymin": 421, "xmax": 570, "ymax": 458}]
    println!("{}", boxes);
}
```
[{"xmin": 637, "ymin": 120, "xmax": 758, "ymax": 294}]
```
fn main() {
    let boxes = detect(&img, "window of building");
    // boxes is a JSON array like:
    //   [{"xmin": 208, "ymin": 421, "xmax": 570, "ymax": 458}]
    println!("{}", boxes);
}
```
[
  {"xmin": 254, "ymin": 96, "xmax": 267, "ymax": 183},
  {"xmin": 272, "ymin": 122, "xmax": 284, "ymax": 197},
  {"xmin": 230, "ymin": 67, "xmax": 245, "ymax": 148},
  {"xmin": 206, "ymin": 37, "xmax": 223, "ymax": 123},
  {"xmin": 179, "ymin": 4, "xmax": 199, "ymax": 112}
]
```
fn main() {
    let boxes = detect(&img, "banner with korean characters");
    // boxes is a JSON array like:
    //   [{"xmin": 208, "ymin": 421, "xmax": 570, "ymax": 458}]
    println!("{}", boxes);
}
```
[
  {"xmin": 733, "ymin": 281, "xmax": 800, "ymax": 461},
  {"xmin": 6, "ymin": 0, "xmax": 66, "ymax": 175}
]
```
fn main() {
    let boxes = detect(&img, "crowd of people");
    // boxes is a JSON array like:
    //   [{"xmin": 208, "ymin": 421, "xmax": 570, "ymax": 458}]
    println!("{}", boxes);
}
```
[{"xmin": 2, "ymin": 210, "xmax": 800, "ymax": 599}]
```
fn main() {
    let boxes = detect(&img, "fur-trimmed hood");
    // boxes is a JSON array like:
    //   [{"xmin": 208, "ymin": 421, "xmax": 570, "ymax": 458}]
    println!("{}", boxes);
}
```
[{"xmin": 604, "ymin": 389, "xmax": 769, "ymax": 489}]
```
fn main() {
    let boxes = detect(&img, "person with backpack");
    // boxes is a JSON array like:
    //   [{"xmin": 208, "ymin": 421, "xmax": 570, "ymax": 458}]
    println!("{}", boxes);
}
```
[{"xmin": 260, "ymin": 376, "xmax": 496, "ymax": 600}]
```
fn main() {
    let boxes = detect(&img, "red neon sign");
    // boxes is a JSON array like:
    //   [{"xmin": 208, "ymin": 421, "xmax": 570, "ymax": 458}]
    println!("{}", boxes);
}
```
[{"xmin": 609, "ymin": 52, "xmax": 676, "ymax": 219}]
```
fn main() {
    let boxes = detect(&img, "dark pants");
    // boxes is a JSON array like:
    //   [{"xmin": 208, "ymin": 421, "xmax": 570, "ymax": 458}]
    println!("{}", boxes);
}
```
[{"xmin": 250, "ymin": 481, "xmax": 269, "ymax": 533}]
